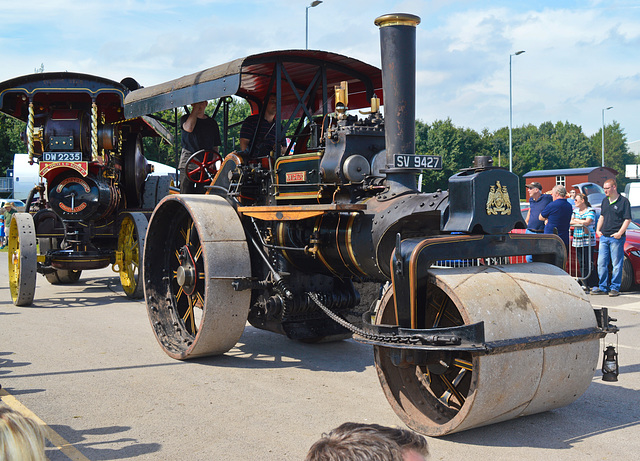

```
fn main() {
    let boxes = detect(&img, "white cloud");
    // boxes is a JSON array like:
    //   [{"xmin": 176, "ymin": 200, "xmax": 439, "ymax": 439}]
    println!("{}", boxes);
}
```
[{"xmin": 1, "ymin": 0, "xmax": 640, "ymax": 142}]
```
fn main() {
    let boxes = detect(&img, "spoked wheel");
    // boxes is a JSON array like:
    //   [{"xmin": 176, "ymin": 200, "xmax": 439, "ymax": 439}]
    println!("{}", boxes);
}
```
[
  {"xmin": 8, "ymin": 213, "xmax": 37, "ymax": 306},
  {"xmin": 40, "ymin": 238, "xmax": 82, "ymax": 284},
  {"xmin": 117, "ymin": 212, "xmax": 148, "ymax": 299},
  {"xmin": 186, "ymin": 150, "xmax": 222, "ymax": 183},
  {"xmin": 144, "ymin": 195, "xmax": 251, "ymax": 359},
  {"xmin": 374, "ymin": 263, "xmax": 601, "ymax": 436}
]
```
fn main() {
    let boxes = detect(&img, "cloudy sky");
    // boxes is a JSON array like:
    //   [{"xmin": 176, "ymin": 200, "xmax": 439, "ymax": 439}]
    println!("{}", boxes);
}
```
[{"xmin": 2, "ymin": 0, "xmax": 639, "ymax": 143}]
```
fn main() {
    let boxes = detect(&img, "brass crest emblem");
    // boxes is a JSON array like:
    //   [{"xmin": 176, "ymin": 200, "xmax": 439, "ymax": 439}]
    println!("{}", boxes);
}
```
[{"xmin": 486, "ymin": 181, "xmax": 512, "ymax": 215}]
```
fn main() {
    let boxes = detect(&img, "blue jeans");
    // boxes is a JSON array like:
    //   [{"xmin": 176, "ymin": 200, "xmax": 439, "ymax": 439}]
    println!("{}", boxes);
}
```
[
  {"xmin": 525, "ymin": 229, "xmax": 541, "ymax": 263},
  {"xmin": 598, "ymin": 235, "xmax": 626, "ymax": 292}
]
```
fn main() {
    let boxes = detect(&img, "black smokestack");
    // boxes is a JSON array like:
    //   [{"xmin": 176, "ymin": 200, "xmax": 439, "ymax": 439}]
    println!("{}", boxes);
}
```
[{"xmin": 375, "ymin": 13, "xmax": 421, "ymax": 193}]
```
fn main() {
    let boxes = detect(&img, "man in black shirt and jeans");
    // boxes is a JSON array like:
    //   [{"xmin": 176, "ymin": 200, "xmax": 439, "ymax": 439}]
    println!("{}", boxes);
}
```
[
  {"xmin": 593, "ymin": 179, "xmax": 631, "ymax": 297},
  {"xmin": 179, "ymin": 101, "xmax": 221, "ymax": 194}
]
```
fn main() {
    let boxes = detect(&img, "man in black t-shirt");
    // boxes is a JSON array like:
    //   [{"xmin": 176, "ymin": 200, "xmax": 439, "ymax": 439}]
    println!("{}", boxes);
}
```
[
  {"xmin": 239, "ymin": 95, "xmax": 286, "ymax": 160},
  {"xmin": 593, "ymin": 179, "xmax": 631, "ymax": 296},
  {"xmin": 179, "ymin": 101, "xmax": 221, "ymax": 194}
]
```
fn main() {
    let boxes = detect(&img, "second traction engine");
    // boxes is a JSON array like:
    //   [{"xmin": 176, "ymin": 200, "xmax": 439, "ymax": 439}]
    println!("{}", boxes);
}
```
[
  {"xmin": 35, "ymin": 105, "xmax": 150, "ymax": 270},
  {"xmin": 0, "ymin": 72, "xmax": 171, "ymax": 305}
]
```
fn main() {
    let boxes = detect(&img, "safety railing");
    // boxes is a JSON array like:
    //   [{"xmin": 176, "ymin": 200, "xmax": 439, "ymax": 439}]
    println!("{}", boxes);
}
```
[
  {"xmin": 567, "ymin": 225, "xmax": 595, "ymax": 282},
  {"xmin": 0, "ymin": 177, "xmax": 12, "ymax": 193},
  {"xmin": 433, "ymin": 226, "xmax": 595, "ymax": 286}
]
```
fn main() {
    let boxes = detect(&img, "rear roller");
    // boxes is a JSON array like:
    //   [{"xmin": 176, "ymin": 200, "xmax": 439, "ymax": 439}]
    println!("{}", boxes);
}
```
[
  {"xmin": 144, "ymin": 195, "xmax": 251, "ymax": 359},
  {"xmin": 374, "ymin": 263, "xmax": 600, "ymax": 436},
  {"xmin": 8, "ymin": 213, "xmax": 37, "ymax": 306},
  {"xmin": 117, "ymin": 212, "xmax": 148, "ymax": 299}
]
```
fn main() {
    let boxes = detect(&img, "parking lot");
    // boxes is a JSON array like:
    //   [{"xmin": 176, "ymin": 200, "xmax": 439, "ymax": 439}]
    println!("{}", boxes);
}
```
[{"xmin": 1, "ymin": 252, "xmax": 639, "ymax": 460}]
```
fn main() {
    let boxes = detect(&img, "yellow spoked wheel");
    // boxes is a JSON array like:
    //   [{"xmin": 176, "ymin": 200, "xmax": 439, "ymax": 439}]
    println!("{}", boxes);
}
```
[
  {"xmin": 117, "ymin": 212, "xmax": 148, "ymax": 299},
  {"xmin": 8, "ymin": 213, "xmax": 37, "ymax": 306}
]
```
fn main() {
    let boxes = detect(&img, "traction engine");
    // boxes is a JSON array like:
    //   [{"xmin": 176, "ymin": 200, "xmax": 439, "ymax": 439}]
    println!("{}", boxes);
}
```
[
  {"xmin": 133, "ymin": 14, "xmax": 618, "ymax": 435},
  {"xmin": 0, "ymin": 73, "xmax": 172, "ymax": 305}
]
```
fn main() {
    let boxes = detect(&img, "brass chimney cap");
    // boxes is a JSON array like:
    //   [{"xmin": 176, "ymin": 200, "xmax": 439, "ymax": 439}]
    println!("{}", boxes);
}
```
[{"xmin": 374, "ymin": 13, "xmax": 421, "ymax": 28}]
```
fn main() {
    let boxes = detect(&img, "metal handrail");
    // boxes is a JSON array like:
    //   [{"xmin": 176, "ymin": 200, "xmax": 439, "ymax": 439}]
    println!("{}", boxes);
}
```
[{"xmin": 569, "ymin": 225, "xmax": 594, "ymax": 282}]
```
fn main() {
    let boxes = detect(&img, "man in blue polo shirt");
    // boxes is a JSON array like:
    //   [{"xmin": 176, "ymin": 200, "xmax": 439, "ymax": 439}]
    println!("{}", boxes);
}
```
[
  {"xmin": 540, "ymin": 184, "xmax": 573, "ymax": 251},
  {"xmin": 592, "ymin": 179, "xmax": 631, "ymax": 297},
  {"xmin": 524, "ymin": 182, "xmax": 552, "ymax": 262}
]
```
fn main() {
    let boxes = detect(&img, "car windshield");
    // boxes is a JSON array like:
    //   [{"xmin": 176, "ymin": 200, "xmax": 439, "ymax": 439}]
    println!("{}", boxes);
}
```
[
  {"xmin": 587, "ymin": 192, "xmax": 605, "ymax": 207},
  {"xmin": 582, "ymin": 183, "xmax": 605, "ymax": 195},
  {"xmin": 2, "ymin": 200, "xmax": 25, "ymax": 207}
]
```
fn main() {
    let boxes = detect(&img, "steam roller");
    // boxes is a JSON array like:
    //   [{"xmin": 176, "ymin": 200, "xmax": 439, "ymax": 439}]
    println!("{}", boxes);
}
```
[{"xmin": 126, "ymin": 12, "xmax": 618, "ymax": 436}]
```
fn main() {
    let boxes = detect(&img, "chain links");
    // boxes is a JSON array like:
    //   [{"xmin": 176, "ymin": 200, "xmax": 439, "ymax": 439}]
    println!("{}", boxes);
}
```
[{"xmin": 307, "ymin": 292, "xmax": 421, "ymax": 345}]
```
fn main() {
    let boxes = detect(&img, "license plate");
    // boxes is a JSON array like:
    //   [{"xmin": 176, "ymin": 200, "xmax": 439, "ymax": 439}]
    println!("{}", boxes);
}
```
[
  {"xmin": 42, "ymin": 151, "xmax": 82, "ymax": 162},
  {"xmin": 393, "ymin": 154, "xmax": 442, "ymax": 170}
]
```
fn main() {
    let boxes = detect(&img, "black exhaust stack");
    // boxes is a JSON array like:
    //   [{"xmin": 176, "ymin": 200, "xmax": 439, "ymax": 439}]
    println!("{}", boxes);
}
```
[{"xmin": 375, "ymin": 13, "xmax": 421, "ymax": 196}]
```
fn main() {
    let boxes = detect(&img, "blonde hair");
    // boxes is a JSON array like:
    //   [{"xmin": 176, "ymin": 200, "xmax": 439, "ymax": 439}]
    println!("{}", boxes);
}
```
[{"xmin": 0, "ymin": 406, "xmax": 46, "ymax": 461}]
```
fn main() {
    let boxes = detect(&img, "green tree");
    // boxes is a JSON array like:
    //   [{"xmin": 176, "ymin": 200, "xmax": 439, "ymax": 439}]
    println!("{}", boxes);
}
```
[
  {"xmin": 210, "ymin": 97, "xmax": 251, "ymax": 153},
  {"xmin": 415, "ymin": 118, "xmax": 490, "ymax": 191},
  {"xmin": 507, "ymin": 121, "xmax": 609, "ymax": 196},
  {"xmin": 554, "ymin": 121, "xmax": 593, "ymax": 168},
  {"xmin": 0, "ymin": 113, "xmax": 26, "ymax": 175},
  {"xmin": 142, "ymin": 108, "xmax": 181, "ymax": 167}
]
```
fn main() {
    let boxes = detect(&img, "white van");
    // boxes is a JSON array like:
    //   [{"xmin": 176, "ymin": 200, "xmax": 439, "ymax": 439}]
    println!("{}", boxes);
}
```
[{"xmin": 624, "ymin": 182, "xmax": 640, "ymax": 206}]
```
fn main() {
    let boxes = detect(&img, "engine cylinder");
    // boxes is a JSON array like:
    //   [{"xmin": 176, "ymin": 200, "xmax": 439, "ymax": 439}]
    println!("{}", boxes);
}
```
[{"xmin": 274, "ymin": 192, "xmax": 448, "ymax": 281}]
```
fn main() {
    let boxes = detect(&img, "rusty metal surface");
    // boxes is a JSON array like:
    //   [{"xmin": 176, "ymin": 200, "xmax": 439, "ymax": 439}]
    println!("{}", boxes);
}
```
[
  {"xmin": 144, "ymin": 195, "xmax": 252, "ymax": 359},
  {"xmin": 375, "ymin": 262, "xmax": 600, "ymax": 436}
]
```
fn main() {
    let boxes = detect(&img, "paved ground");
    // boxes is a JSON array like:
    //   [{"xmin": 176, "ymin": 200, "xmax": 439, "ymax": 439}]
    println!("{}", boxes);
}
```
[{"xmin": 1, "ymin": 251, "xmax": 639, "ymax": 460}]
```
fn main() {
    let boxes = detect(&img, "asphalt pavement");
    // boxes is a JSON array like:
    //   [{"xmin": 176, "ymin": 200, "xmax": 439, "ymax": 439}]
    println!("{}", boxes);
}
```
[{"xmin": 1, "ymin": 251, "xmax": 639, "ymax": 460}]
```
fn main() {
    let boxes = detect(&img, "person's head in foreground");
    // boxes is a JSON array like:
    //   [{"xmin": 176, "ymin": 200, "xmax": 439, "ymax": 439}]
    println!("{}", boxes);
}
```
[
  {"xmin": 306, "ymin": 422, "xmax": 429, "ymax": 461},
  {"xmin": 0, "ymin": 405, "xmax": 46, "ymax": 461}
]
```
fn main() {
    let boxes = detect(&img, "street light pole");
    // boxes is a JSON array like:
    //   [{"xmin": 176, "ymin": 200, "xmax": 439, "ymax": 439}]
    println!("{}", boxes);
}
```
[
  {"xmin": 509, "ymin": 50, "xmax": 525, "ymax": 173},
  {"xmin": 602, "ymin": 106, "xmax": 613, "ymax": 167},
  {"xmin": 305, "ymin": 1, "xmax": 323, "ymax": 50}
]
